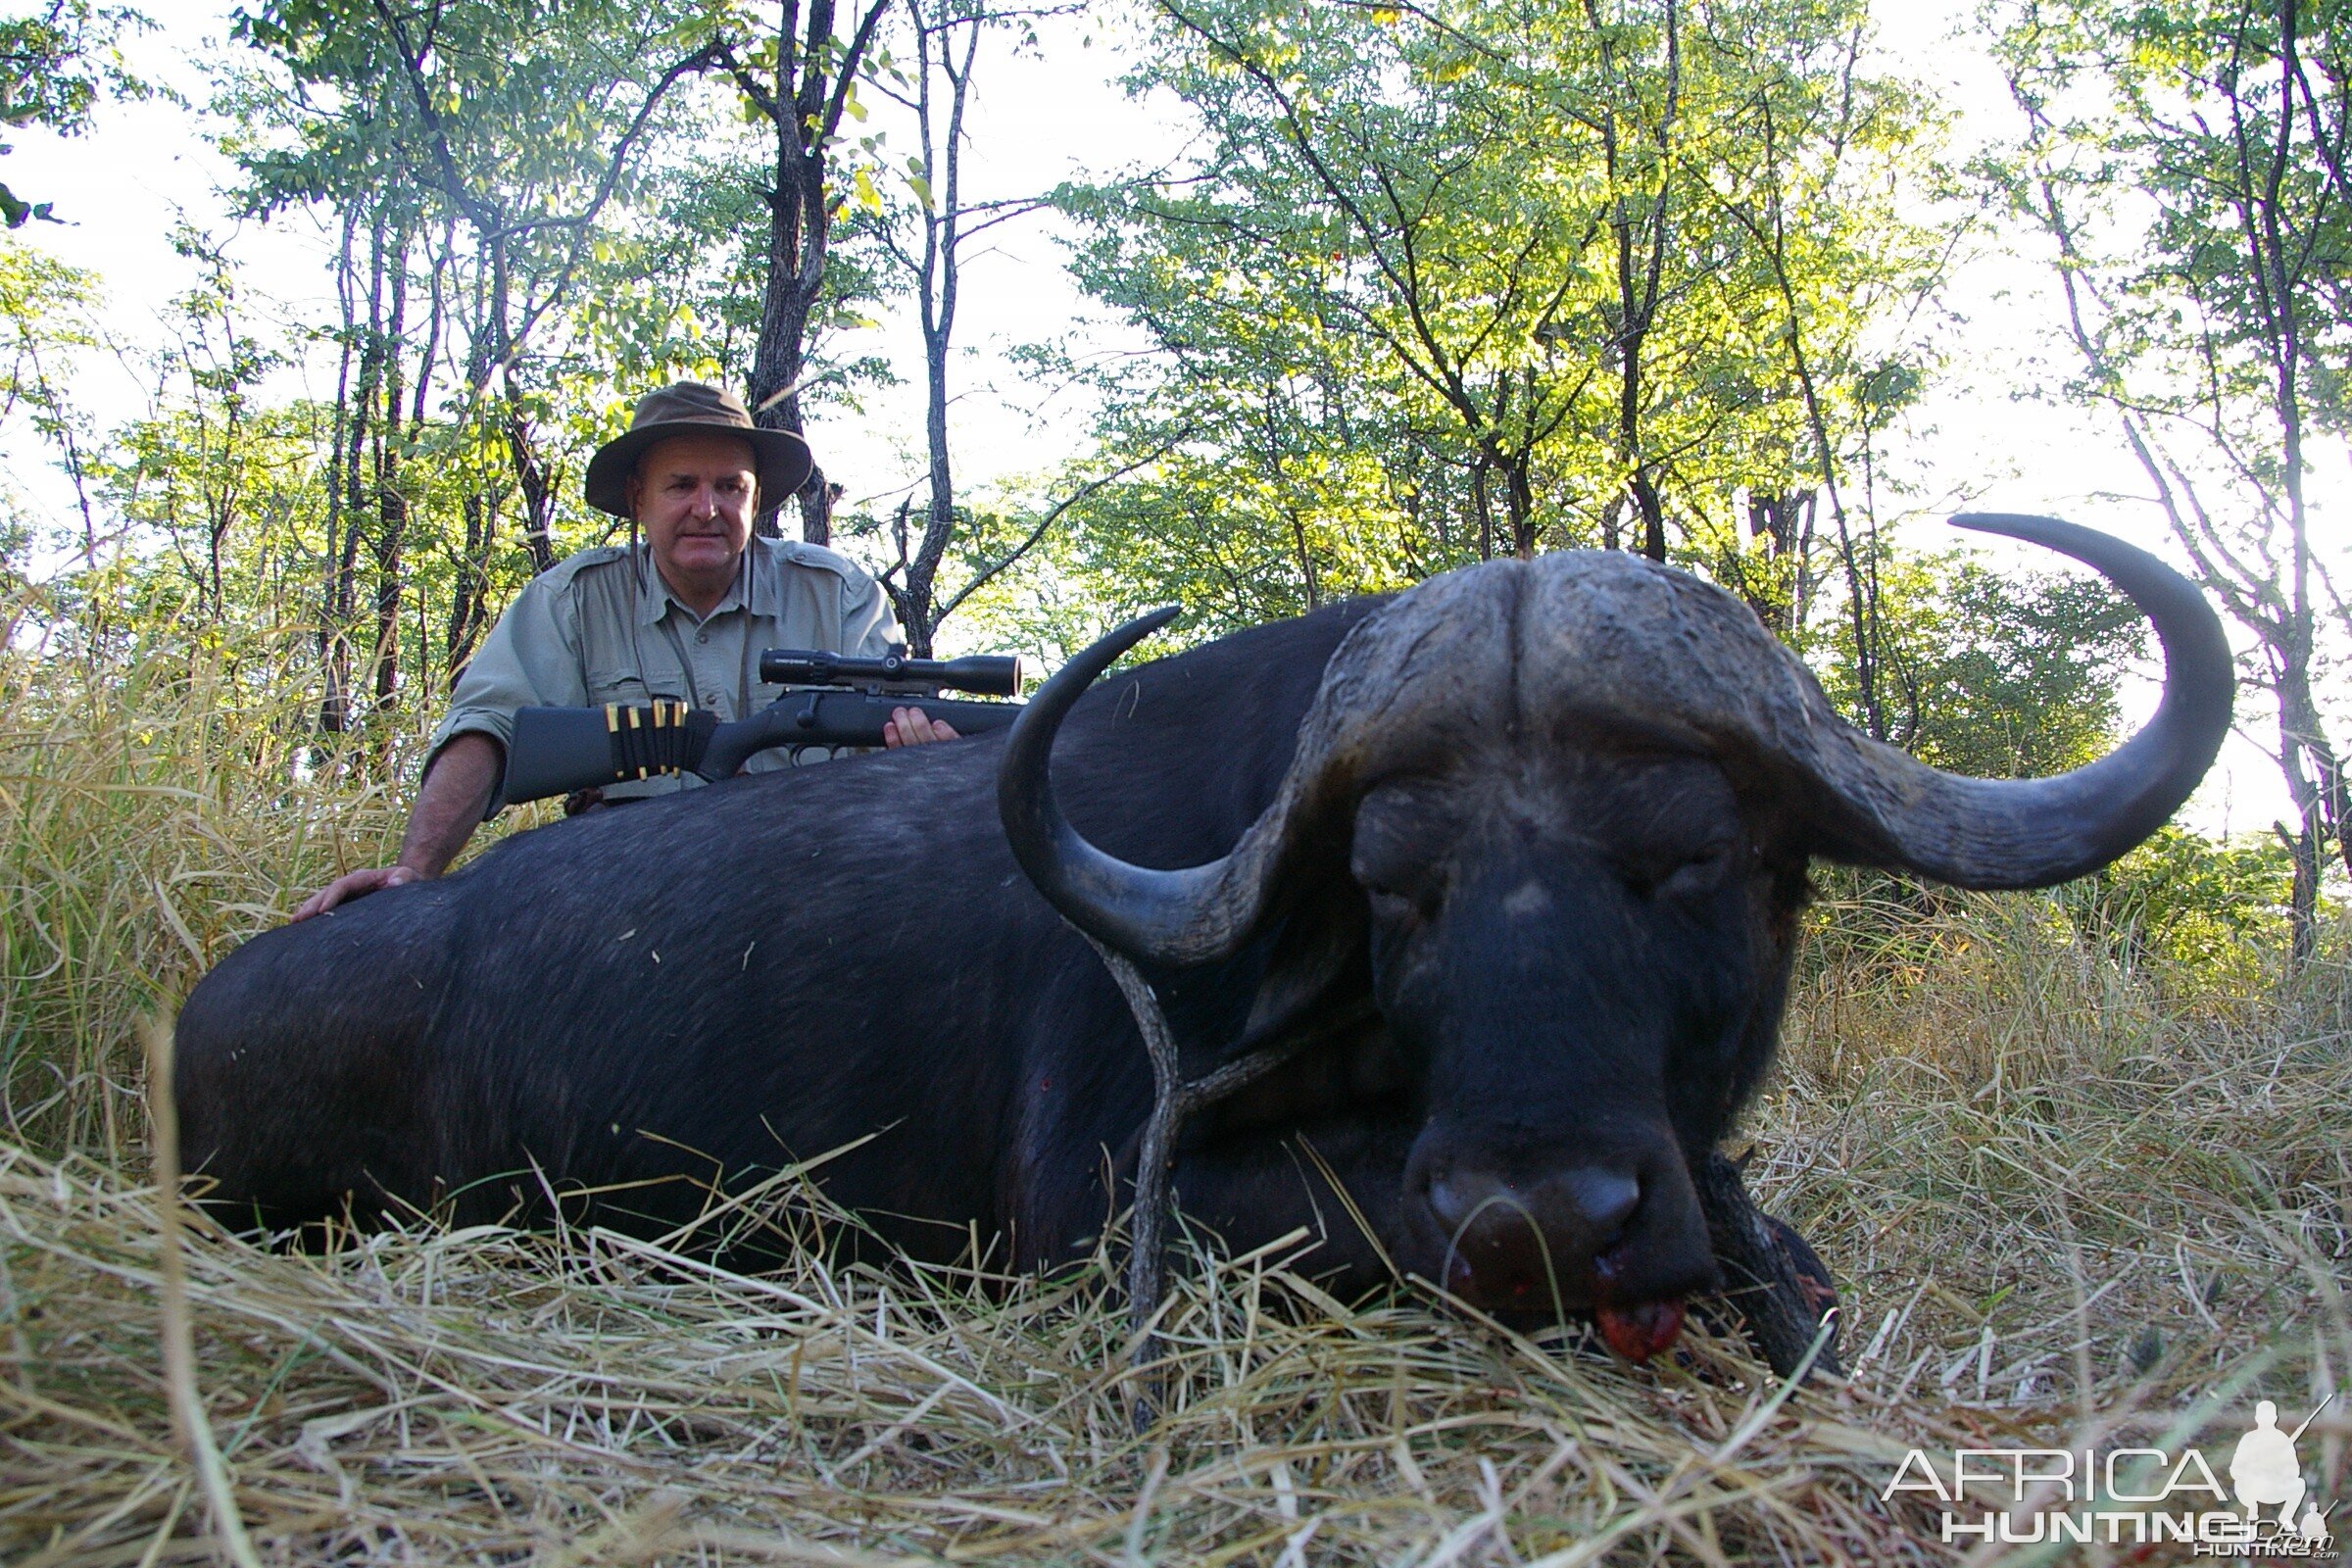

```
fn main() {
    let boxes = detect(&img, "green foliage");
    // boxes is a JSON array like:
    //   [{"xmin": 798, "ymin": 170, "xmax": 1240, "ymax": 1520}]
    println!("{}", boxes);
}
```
[
  {"xmin": 1803, "ymin": 825, "xmax": 2306, "ymax": 1004},
  {"xmin": 0, "ymin": 0, "xmax": 913, "ymax": 760},
  {"xmin": 0, "ymin": 0, "xmax": 151, "ymax": 224},
  {"xmin": 0, "ymin": 231, "xmax": 104, "ymax": 557},
  {"xmin": 200, "ymin": 0, "xmax": 771, "ymax": 723},
  {"xmin": 572, "ymin": 151, "xmax": 900, "ymax": 417},
  {"xmin": 1055, "ymin": 0, "xmax": 1953, "ymax": 611},
  {"xmin": 0, "ymin": 230, "xmax": 98, "ymax": 418},
  {"xmin": 1043, "ymin": 420, "xmax": 1430, "ymax": 638},
  {"xmin": 103, "ymin": 399, "xmax": 331, "ymax": 623},
  {"xmin": 2069, "ymin": 826, "xmax": 2300, "ymax": 973},
  {"xmin": 1819, "ymin": 548, "xmax": 2148, "ymax": 779}
]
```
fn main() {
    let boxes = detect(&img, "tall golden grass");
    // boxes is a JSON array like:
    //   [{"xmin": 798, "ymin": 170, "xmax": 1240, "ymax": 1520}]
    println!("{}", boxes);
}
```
[
  {"xmin": 1, "ymin": 597, "xmax": 2345, "ymax": 1564},
  {"xmin": 0, "ymin": 596, "xmax": 558, "ymax": 1153},
  {"xmin": 0, "ymin": 604, "xmax": 385, "ymax": 1153}
]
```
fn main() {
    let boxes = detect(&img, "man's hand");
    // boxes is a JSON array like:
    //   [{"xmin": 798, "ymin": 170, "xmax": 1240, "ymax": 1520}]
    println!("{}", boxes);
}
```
[
  {"xmin": 287, "ymin": 731, "xmax": 503, "ymax": 924},
  {"xmin": 884, "ymin": 707, "xmax": 961, "ymax": 748},
  {"xmin": 292, "ymin": 864, "xmax": 422, "ymax": 921}
]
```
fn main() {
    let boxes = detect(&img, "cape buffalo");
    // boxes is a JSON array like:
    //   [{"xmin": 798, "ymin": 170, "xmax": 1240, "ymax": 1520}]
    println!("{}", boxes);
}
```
[{"xmin": 174, "ymin": 515, "xmax": 2230, "ymax": 1356}]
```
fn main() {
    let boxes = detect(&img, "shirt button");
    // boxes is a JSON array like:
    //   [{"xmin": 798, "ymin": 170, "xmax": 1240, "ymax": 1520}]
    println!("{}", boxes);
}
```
[
  {"xmin": 703, "ymin": 693, "xmax": 719, "ymax": 707},
  {"xmin": 695, "ymin": 630, "xmax": 710, "ymax": 644}
]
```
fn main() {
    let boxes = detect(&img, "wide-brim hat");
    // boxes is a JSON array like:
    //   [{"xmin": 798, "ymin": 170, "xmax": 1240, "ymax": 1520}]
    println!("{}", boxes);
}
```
[{"xmin": 583, "ymin": 381, "xmax": 814, "ymax": 519}]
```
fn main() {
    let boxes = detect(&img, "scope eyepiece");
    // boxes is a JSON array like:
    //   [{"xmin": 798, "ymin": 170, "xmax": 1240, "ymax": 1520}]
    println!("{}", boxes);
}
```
[{"xmin": 760, "ymin": 648, "xmax": 1028, "ymax": 698}]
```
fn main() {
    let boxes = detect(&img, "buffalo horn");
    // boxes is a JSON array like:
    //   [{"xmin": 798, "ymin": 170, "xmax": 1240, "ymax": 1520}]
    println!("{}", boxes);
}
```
[
  {"xmin": 998, "ymin": 514, "xmax": 2236, "ymax": 964},
  {"xmin": 999, "ymin": 607, "xmax": 1297, "ymax": 963},
  {"xmin": 1814, "ymin": 514, "xmax": 2234, "ymax": 889}
]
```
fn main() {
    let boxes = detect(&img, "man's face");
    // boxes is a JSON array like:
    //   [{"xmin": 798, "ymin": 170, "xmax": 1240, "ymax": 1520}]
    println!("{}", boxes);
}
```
[{"xmin": 628, "ymin": 432, "xmax": 759, "ymax": 588}]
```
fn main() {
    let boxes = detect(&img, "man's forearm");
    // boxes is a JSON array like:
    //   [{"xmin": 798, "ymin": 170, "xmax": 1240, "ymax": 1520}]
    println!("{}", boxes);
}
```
[{"xmin": 399, "ymin": 731, "xmax": 503, "ymax": 879}]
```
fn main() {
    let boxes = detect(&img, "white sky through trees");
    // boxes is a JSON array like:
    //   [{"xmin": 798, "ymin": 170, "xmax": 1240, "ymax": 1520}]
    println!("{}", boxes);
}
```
[{"xmin": 2, "ymin": 0, "xmax": 2339, "ymax": 836}]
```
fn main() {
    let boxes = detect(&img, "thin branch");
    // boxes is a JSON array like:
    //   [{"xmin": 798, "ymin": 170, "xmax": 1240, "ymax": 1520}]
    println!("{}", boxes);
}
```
[{"xmin": 935, "ymin": 436, "xmax": 1189, "ymax": 620}]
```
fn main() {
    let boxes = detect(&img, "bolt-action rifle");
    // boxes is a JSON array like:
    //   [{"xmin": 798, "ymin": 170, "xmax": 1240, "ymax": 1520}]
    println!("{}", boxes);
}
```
[{"xmin": 489, "ymin": 647, "xmax": 1028, "ymax": 811}]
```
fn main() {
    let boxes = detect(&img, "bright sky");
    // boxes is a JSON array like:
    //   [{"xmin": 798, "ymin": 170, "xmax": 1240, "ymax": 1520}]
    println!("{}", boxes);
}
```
[{"xmin": 3, "ymin": 0, "xmax": 2339, "ymax": 836}]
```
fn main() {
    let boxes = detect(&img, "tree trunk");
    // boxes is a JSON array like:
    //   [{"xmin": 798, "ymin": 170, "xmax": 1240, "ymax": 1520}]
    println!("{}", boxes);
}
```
[
  {"xmin": 740, "ymin": 0, "xmax": 890, "ymax": 546},
  {"xmin": 2277, "ymin": 667, "xmax": 2335, "ymax": 961},
  {"xmin": 1598, "ymin": 0, "xmax": 1678, "ymax": 565},
  {"xmin": 471, "ymin": 234, "xmax": 559, "ymax": 576},
  {"xmin": 318, "ymin": 209, "xmax": 358, "ymax": 737},
  {"xmin": 902, "ymin": 0, "xmax": 964, "ymax": 649},
  {"xmin": 1741, "ymin": 489, "xmax": 1816, "ymax": 638},
  {"xmin": 448, "ymin": 285, "xmax": 496, "ymax": 674},
  {"xmin": 2262, "ymin": 0, "xmax": 2338, "ymax": 956},
  {"xmin": 1504, "ymin": 455, "xmax": 1537, "ymax": 561},
  {"xmin": 327, "ymin": 209, "xmax": 389, "ymax": 738},
  {"xmin": 448, "ymin": 489, "xmax": 490, "ymax": 676},
  {"xmin": 1471, "ymin": 458, "xmax": 1494, "ymax": 562},
  {"xmin": 368, "ymin": 226, "xmax": 412, "ymax": 721},
  {"xmin": 874, "ymin": 0, "xmax": 997, "ymax": 653}
]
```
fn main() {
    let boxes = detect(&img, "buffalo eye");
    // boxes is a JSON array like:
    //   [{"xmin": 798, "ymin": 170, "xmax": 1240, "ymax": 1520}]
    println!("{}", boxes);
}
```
[
  {"xmin": 1350, "ymin": 779, "xmax": 1461, "ymax": 926},
  {"xmin": 1359, "ymin": 875, "xmax": 1438, "ymax": 926},
  {"xmin": 1353, "ymin": 849, "xmax": 1447, "ymax": 925},
  {"xmin": 1631, "ymin": 840, "xmax": 1742, "ymax": 901}
]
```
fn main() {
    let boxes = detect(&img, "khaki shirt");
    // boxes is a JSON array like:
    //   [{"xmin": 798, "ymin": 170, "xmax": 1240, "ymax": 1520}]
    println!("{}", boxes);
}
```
[{"xmin": 432, "ymin": 536, "xmax": 902, "ymax": 801}]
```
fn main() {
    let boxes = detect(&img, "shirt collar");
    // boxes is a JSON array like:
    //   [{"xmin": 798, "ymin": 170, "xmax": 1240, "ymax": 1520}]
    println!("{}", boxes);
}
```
[{"xmin": 636, "ymin": 543, "xmax": 753, "ymax": 627}]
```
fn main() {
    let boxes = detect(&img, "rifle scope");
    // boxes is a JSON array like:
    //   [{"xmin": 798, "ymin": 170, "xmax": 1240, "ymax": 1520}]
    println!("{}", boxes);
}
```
[{"xmin": 760, "ymin": 648, "xmax": 1028, "ymax": 697}]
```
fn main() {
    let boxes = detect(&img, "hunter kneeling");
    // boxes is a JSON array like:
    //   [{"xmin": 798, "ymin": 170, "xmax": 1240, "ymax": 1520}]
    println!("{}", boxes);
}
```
[{"xmin": 296, "ymin": 382, "xmax": 956, "ymax": 920}]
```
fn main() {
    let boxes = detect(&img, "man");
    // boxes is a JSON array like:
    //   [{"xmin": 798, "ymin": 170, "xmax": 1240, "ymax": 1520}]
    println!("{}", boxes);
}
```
[
  {"xmin": 295, "ymin": 381, "xmax": 952, "ymax": 919},
  {"xmin": 2230, "ymin": 1400, "xmax": 2308, "ymax": 1530}
]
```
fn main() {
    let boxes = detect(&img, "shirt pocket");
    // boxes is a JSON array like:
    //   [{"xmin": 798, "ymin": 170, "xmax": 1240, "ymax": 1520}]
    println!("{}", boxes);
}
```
[{"xmin": 584, "ymin": 666, "xmax": 683, "ymax": 709}]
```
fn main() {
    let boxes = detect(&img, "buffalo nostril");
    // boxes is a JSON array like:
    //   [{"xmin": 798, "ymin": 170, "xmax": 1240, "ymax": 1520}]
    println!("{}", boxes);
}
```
[
  {"xmin": 1427, "ymin": 1166, "xmax": 1641, "ymax": 1248},
  {"xmin": 1557, "ymin": 1168, "xmax": 1641, "ymax": 1237},
  {"xmin": 1423, "ymin": 1170, "xmax": 1487, "ymax": 1235},
  {"xmin": 1428, "ymin": 1171, "xmax": 1542, "ymax": 1244}
]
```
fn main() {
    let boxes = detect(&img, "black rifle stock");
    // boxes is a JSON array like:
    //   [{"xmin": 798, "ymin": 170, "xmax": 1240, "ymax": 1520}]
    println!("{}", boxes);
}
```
[{"xmin": 488, "ymin": 649, "xmax": 1026, "ymax": 813}]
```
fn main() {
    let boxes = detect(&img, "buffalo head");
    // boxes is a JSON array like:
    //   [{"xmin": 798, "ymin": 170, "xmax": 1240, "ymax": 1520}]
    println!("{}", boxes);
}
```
[{"xmin": 998, "ymin": 515, "xmax": 2231, "ymax": 1349}]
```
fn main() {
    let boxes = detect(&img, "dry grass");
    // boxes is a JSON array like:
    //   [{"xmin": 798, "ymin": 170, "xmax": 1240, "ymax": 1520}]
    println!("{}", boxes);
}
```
[
  {"xmin": 2, "ymin": 608, "xmax": 2349, "ymax": 1564},
  {"xmin": 0, "ymin": 601, "xmax": 556, "ymax": 1153},
  {"xmin": 0, "ymin": 605, "xmax": 397, "ymax": 1154},
  {"xmin": 0, "ymin": 1135, "xmax": 1987, "ymax": 1566}
]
